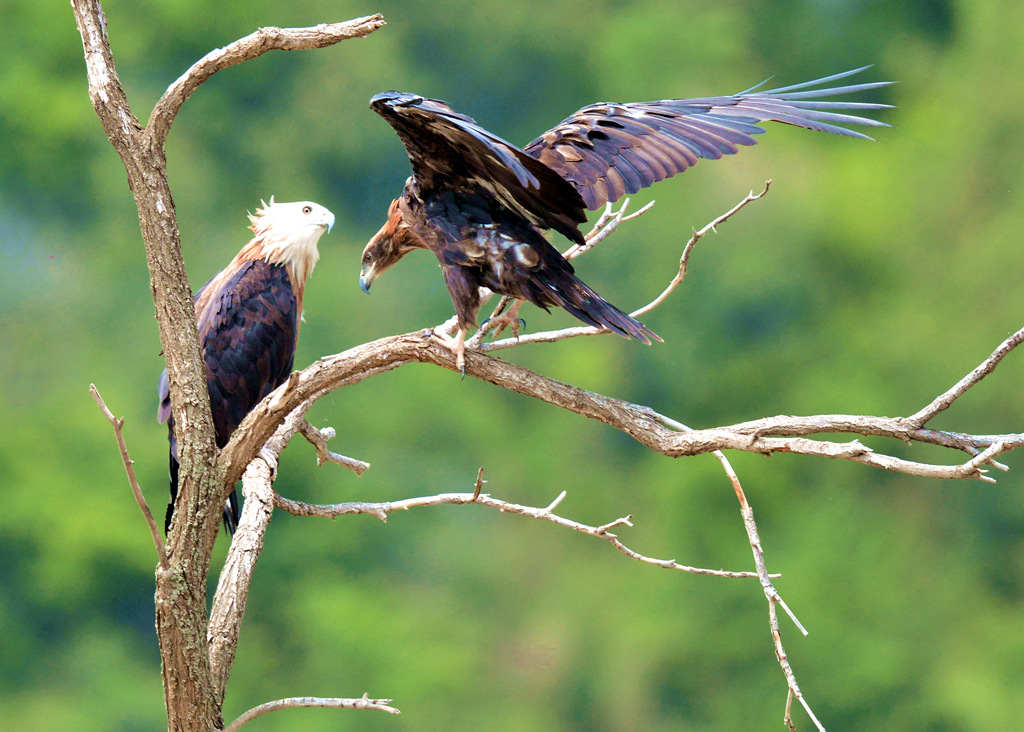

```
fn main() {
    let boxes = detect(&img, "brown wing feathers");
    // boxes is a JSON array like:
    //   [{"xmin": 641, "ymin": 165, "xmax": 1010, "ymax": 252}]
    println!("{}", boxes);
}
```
[
  {"xmin": 371, "ymin": 92, "xmax": 589, "ymax": 245},
  {"xmin": 524, "ymin": 66, "xmax": 892, "ymax": 211},
  {"xmin": 158, "ymin": 259, "xmax": 299, "ymax": 534}
]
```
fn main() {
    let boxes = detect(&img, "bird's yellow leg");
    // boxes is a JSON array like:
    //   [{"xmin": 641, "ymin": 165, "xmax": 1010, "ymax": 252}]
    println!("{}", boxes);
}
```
[
  {"xmin": 483, "ymin": 298, "xmax": 525, "ymax": 339},
  {"xmin": 432, "ymin": 326, "xmax": 468, "ymax": 376}
]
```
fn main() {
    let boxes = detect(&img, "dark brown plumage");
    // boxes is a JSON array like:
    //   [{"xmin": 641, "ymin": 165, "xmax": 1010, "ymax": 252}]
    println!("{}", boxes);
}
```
[
  {"xmin": 158, "ymin": 199, "xmax": 334, "ymax": 534},
  {"xmin": 360, "ymin": 67, "xmax": 892, "ymax": 372}
]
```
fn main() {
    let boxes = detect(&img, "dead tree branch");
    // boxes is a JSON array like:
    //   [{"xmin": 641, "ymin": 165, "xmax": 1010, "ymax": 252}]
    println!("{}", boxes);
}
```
[
  {"xmin": 477, "ymin": 184, "xmax": 767, "ymax": 350},
  {"xmin": 910, "ymin": 326, "xmax": 1024, "ymax": 425},
  {"xmin": 207, "ymin": 457, "xmax": 275, "ymax": 706},
  {"xmin": 222, "ymin": 695, "xmax": 400, "ymax": 732},
  {"xmin": 633, "ymin": 180, "xmax": 771, "ymax": 318},
  {"xmin": 89, "ymin": 384, "xmax": 168, "ymax": 570},
  {"xmin": 149, "ymin": 16, "xmax": 385, "ymax": 146},
  {"xmin": 658, "ymin": 413, "xmax": 820, "ymax": 726},
  {"xmin": 221, "ymin": 324, "xmax": 1024, "ymax": 492},
  {"xmin": 275, "ymin": 475, "xmax": 770, "ymax": 579},
  {"xmin": 299, "ymin": 419, "xmax": 371, "ymax": 474}
]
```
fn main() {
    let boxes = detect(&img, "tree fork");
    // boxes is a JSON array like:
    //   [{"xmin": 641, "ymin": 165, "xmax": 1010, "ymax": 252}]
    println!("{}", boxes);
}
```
[{"xmin": 71, "ymin": 2, "xmax": 387, "ymax": 729}]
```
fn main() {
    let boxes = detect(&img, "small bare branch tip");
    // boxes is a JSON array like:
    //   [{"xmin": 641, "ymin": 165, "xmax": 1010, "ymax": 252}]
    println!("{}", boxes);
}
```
[
  {"xmin": 622, "ymin": 200, "xmax": 656, "ymax": 222},
  {"xmin": 544, "ymin": 490, "xmax": 568, "ymax": 512},
  {"xmin": 911, "ymin": 325, "xmax": 1024, "ymax": 425},
  {"xmin": 777, "ymin": 599, "xmax": 809, "ymax": 637},
  {"xmin": 222, "ymin": 695, "xmax": 400, "ymax": 731},
  {"xmin": 299, "ymin": 419, "xmax": 369, "ymax": 475},
  {"xmin": 596, "ymin": 516, "xmax": 632, "ymax": 534},
  {"xmin": 89, "ymin": 383, "xmax": 168, "ymax": 569},
  {"xmin": 472, "ymin": 467, "xmax": 486, "ymax": 501}
]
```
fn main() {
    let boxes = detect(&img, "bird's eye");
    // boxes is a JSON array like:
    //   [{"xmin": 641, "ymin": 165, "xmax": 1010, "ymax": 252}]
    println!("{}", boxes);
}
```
[
  {"xmin": 362, "ymin": 253, "xmax": 372, "ymax": 264},
  {"xmin": 302, "ymin": 206, "xmax": 312, "ymax": 214}
]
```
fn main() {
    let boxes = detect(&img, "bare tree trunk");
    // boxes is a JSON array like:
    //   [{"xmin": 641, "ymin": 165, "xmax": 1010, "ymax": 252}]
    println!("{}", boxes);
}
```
[{"xmin": 71, "ymin": 2, "xmax": 386, "ymax": 729}]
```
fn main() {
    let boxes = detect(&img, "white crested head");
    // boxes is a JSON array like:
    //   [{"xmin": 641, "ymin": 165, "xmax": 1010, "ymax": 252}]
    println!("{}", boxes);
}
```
[{"xmin": 248, "ymin": 197, "xmax": 335, "ymax": 283}]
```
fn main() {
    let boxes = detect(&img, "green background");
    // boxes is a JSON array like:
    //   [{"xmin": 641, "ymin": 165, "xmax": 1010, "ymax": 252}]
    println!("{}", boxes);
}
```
[{"xmin": 3, "ymin": 0, "xmax": 1023, "ymax": 729}]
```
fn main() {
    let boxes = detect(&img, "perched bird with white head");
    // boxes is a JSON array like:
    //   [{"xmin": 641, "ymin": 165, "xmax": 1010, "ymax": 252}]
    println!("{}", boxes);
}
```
[{"xmin": 158, "ymin": 198, "xmax": 335, "ymax": 534}]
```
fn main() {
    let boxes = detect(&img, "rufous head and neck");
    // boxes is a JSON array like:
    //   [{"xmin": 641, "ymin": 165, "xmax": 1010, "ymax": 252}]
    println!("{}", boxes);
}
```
[{"xmin": 359, "ymin": 197, "xmax": 427, "ymax": 294}]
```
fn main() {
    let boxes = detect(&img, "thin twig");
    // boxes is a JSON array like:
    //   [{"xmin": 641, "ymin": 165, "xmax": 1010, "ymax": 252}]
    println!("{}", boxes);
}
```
[
  {"xmin": 565, "ymin": 197, "xmax": 656, "ymax": 260},
  {"xmin": 276, "ymin": 481, "xmax": 771, "ymax": 580},
  {"xmin": 471, "ymin": 466, "xmax": 486, "ymax": 500},
  {"xmin": 660, "ymin": 410, "xmax": 821, "ymax": 726},
  {"xmin": 222, "ymin": 694, "xmax": 400, "ymax": 732},
  {"xmin": 299, "ymin": 419, "xmax": 370, "ymax": 475},
  {"xmin": 744, "ymin": 496, "xmax": 822, "ymax": 729},
  {"xmin": 910, "ymin": 326, "xmax": 1024, "ymax": 425},
  {"xmin": 633, "ymin": 181, "xmax": 771, "ymax": 319},
  {"xmin": 89, "ymin": 384, "xmax": 168, "ymax": 570},
  {"xmin": 660, "ymin": 415, "xmax": 808, "ymax": 630},
  {"xmin": 481, "ymin": 185, "xmax": 769, "ymax": 350},
  {"xmin": 484, "ymin": 323, "xmax": 608, "ymax": 350}
]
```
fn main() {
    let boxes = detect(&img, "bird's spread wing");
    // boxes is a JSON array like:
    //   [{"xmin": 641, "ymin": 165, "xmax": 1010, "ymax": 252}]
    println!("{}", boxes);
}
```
[
  {"xmin": 524, "ymin": 66, "xmax": 893, "ymax": 211},
  {"xmin": 371, "ymin": 91, "xmax": 589, "ymax": 244}
]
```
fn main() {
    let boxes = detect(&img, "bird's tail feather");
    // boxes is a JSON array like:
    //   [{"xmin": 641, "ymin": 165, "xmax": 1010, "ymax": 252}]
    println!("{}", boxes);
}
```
[
  {"xmin": 531, "ymin": 269, "xmax": 661, "ymax": 344},
  {"xmin": 166, "ymin": 428, "xmax": 240, "ymax": 536}
]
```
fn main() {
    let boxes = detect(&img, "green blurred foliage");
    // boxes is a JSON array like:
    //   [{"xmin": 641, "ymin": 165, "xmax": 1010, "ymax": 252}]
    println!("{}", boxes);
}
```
[{"xmin": 2, "ymin": 0, "xmax": 1023, "ymax": 729}]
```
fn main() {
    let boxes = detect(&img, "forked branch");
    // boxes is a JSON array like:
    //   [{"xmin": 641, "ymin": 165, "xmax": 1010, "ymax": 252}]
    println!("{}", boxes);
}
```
[
  {"xmin": 222, "ymin": 322, "xmax": 1024, "ymax": 489},
  {"xmin": 274, "ymin": 472, "xmax": 771, "ymax": 579}
]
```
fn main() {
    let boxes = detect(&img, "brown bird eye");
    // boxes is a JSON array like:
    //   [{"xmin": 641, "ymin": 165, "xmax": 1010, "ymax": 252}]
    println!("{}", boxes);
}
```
[{"xmin": 302, "ymin": 206, "xmax": 312, "ymax": 214}]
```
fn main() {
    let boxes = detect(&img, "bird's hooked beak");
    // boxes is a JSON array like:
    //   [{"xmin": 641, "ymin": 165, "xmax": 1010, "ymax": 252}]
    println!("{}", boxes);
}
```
[
  {"xmin": 311, "ymin": 208, "xmax": 335, "ymax": 234},
  {"xmin": 359, "ymin": 225, "xmax": 388, "ymax": 294},
  {"xmin": 359, "ymin": 263, "xmax": 375, "ymax": 294}
]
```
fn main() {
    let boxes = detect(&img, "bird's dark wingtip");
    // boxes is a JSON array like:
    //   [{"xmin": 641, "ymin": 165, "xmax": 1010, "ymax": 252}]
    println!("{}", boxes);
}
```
[{"xmin": 370, "ymin": 91, "xmax": 423, "ymax": 111}]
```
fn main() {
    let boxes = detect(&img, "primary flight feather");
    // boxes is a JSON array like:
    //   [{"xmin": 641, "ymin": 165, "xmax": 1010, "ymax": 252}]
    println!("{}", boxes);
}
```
[
  {"xmin": 360, "ymin": 67, "xmax": 892, "ymax": 373},
  {"xmin": 158, "ymin": 199, "xmax": 335, "ymax": 534}
]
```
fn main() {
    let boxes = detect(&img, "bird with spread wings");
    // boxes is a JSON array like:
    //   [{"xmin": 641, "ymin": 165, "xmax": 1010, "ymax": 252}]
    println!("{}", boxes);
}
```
[
  {"xmin": 359, "ymin": 67, "xmax": 892, "ymax": 374},
  {"xmin": 158, "ymin": 199, "xmax": 335, "ymax": 534}
]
